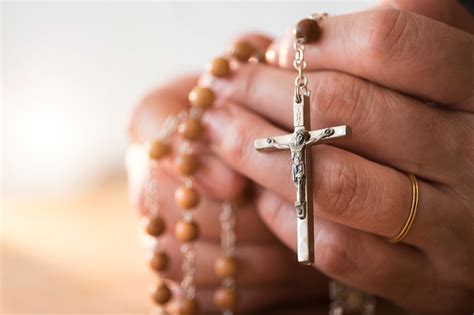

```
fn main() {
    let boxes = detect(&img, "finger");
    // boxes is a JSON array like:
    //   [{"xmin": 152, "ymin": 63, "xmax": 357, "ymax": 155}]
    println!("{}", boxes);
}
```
[
  {"xmin": 129, "ymin": 30, "xmax": 273, "ymax": 141},
  {"xmin": 162, "ymin": 277, "xmax": 327, "ymax": 314},
  {"xmin": 254, "ymin": 190, "xmax": 443, "ymax": 311},
  {"xmin": 210, "ymin": 63, "xmax": 466, "ymax": 184},
  {"xmin": 379, "ymin": 0, "xmax": 474, "ymax": 32},
  {"xmin": 149, "ymin": 170, "xmax": 276, "ymax": 244},
  {"xmin": 126, "ymin": 143, "xmax": 247, "ymax": 203},
  {"xmin": 152, "ymin": 234, "xmax": 326, "ymax": 291},
  {"xmin": 127, "ymin": 145, "xmax": 275, "ymax": 243},
  {"xmin": 127, "ymin": 74, "xmax": 248, "ymax": 201},
  {"xmin": 128, "ymin": 74, "xmax": 198, "ymax": 142},
  {"xmin": 203, "ymin": 103, "xmax": 447, "ymax": 248},
  {"xmin": 228, "ymin": 32, "xmax": 273, "ymax": 53},
  {"xmin": 265, "ymin": 8, "xmax": 474, "ymax": 110}
]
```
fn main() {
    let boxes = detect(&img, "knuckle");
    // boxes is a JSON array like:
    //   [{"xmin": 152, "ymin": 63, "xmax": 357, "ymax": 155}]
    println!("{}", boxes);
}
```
[
  {"xmin": 361, "ymin": 8, "xmax": 415, "ymax": 63},
  {"xmin": 311, "ymin": 72, "xmax": 343, "ymax": 115},
  {"xmin": 316, "ymin": 236, "xmax": 356, "ymax": 276},
  {"xmin": 312, "ymin": 72, "xmax": 370, "ymax": 129},
  {"xmin": 317, "ymin": 157, "xmax": 371, "ymax": 219}
]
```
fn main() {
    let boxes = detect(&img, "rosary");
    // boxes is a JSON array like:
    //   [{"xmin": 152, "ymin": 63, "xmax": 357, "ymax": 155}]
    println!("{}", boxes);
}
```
[{"xmin": 141, "ymin": 13, "xmax": 375, "ymax": 315}]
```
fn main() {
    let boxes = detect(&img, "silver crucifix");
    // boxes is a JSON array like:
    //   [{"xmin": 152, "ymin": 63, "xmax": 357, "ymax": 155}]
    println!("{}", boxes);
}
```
[{"xmin": 254, "ymin": 94, "xmax": 350, "ymax": 264}]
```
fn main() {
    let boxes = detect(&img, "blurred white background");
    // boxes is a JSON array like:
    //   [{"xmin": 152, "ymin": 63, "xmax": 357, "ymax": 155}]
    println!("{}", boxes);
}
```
[{"xmin": 2, "ymin": 1, "xmax": 374, "ymax": 197}]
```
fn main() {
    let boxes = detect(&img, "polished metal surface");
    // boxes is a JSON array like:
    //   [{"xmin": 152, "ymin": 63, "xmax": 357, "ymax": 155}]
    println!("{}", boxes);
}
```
[{"xmin": 254, "ymin": 95, "xmax": 350, "ymax": 264}]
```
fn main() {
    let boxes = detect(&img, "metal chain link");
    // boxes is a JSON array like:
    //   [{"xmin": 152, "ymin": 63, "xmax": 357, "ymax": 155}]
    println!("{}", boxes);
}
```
[
  {"xmin": 293, "ymin": 37, "xmax": 308, "ymax": 101},
  {"xmin": 144, "ymin": 164, "xmax": 160, "ymax": 217},
  {"xmin": 219, "ymin": 201, "xmax": 236, "ymax": 315},
  {"xmin": 157, "ymin": 115, "xmax": 180, "ymax": 140},
  {"xmin": 293, "ymin": 13, "xmax": 329, "ymax": 102},
  {"xmin": 220, "ymin": 202, "xmax": 236, "ymax": 257},
  {"xmin": 329, "ymin": 281, "xmax": 376, "ymax": 315},
  {"xmin": 181, "ymin": 242, "xmax": 196, "ymax": 300}
]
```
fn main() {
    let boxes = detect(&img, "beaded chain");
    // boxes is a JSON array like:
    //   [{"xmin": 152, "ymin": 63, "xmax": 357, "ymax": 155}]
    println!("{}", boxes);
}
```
[
  {"xmin": 142, "ymin": 13, "xmax": 376, "ymax": 315},
  {"xmin": 142, "ymin": 40, "xmax": 260, "ymax": 315}
]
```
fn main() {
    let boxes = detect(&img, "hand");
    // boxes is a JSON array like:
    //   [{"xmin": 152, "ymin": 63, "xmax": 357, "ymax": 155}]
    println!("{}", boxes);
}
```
[
  {"xmin": 200, "ymin": 2, "xmax": 474, "ymax": 314},
  {"xmin": 126, "ymin": 69, "xmax": 328, "ymax": 313}
]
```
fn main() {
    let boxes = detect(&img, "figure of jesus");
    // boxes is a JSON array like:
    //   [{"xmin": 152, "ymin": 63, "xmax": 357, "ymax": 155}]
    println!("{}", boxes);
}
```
[{"xmin": 266, "ymin": 128, "xmax": 335, "ymax": 219}]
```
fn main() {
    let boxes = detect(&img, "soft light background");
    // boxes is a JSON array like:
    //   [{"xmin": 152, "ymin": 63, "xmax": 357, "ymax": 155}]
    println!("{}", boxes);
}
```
[{"xmin": 2, "ymin": 1, "xmax": 374, "ymax": 313}]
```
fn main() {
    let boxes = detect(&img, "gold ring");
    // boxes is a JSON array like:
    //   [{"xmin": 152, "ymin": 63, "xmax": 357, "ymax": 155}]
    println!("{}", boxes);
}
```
[{"xmin": 389, "ymin": 174, "xmax": 419, "ymax": 243}]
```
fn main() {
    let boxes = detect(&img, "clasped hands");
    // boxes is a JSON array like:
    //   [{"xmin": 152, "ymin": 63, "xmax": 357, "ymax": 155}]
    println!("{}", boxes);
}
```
[{"xmin": 127, "ymin": 1, "xmax": 474, "ymax": 313}]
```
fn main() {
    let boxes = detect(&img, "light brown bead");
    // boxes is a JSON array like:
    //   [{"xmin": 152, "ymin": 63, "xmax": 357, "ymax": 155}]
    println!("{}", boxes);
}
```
[
  {"xmin": 177, "ymin": 298, "xmax": 199, "ymax": 315},
  {"xmin": 148, "ymin": 140, "xmax": 169, "ymax": 160},
  {"xmin": 175, "ymin": 186, "xmax": 199, "ymax": 209},
  {"xmin": 214, "ymin": 256, "xmax": 239, "ymax": 278},
  {"xmin": 214, "ymin": 287, "xmax": 238, "ymax": 311},
  {"xmin": 177, "ymin": 119, "xmax": 203, "ymax": 141},
  {"xmin": 152, "ymin": 283, "xmax": 172, "ymax": 305},
  {"xmin": 175, "ymin": 153, "xmax": 199, "ymax": 176},
  {"xmin": 146, "ymin": 217, "xmax": 166, "ymax": 237},
  {"xmin": 175, "ymin": 220, "xmax": 199, "ymax": 243},
  {"xmin": 230, "ymin": 41, "xmax": 254, "ymax": 62},
  {"xmin": 150, "ymin": 252, "xmax": 168, "ymax": 272},
  {"xmin": 208, "ymin": 57, "xmax": 231, "ymax": 77},
  {"xmin": 293, "ymin": 18, "xmax": 321, "ymax": 43},
  {"xmin": 188, "ymin": 86, "xmax": 214, "ymax": 109}
]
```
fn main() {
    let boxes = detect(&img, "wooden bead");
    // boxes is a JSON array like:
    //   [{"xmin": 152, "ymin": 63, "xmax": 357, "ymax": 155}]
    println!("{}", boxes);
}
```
[
  {"xmin": 150, "ymin": 252, "xmax": 168, "ymax": 272},
  {"xmin": 214, "ymin": 287, "xmax": 238, "ymax": 311},
  {"xmin": 175, "ymin": 220, "xmax": 199, "ymax": 242},
  {"xmin": 152, "ymin": 283, "xmax": 172, "ymax": 305},
  {"xmin": 230, "ymin": 41, "xmax": 254, "ymax": 62},
  {"xmin": 177, "ymin": 298, "xmax": 199, "ymax": 315},
  {"xmin": 188, "ymin": 86, "xmax": 214, "ymax": 109},
  {"xmin": 175, "ymin": 186, "xmax": 199, "ymax": 209},
  {"xmin": 294, "ymin": 18, "xmax": 321, "ymax": 43},
  {"xmin": 148, "ymin": 140, "xmax": 169, "ymax": 160},
  {"xmin": 214, "ymin": 256, "xmax": 239, "ymax": 278},
  {"xmin": 146, "ymin": 217, "xmax": 166, "ymax": 237},
  {"xmin": 208, "ymin": 57, "xmax": 231, "ymax": 77},
  {"xmin": 177, "ymin": 119, "xmax": 203, "ymax": 141},
  {"xmin": 175, "ymin": 153, "xmax": 199, "ymax": 176}
]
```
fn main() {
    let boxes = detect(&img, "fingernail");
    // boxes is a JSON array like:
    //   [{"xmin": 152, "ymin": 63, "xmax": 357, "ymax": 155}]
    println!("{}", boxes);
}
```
[{"xmin": 202, "ymin": 107, "xmax": 232, "ymax": 146}]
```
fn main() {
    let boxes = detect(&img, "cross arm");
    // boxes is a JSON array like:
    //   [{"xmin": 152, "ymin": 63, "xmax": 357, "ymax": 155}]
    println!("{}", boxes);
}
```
[
  {"xmin": 254, "ymin": 133, "xmax": 293, "ymax": 151},
  {"xmin": 308, "ymin": 125, "xmax": 351, "ymax": 145}
]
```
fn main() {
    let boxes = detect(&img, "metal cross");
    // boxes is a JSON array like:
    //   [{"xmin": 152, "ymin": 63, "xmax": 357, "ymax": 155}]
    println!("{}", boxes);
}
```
[{"xmin": 254, "ymin": 94, "xmax": 350, "ymax": 264}]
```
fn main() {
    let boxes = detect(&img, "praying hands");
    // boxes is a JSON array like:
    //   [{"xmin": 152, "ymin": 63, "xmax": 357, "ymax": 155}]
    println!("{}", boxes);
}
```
[{"xmin": 127, "ymin": 1, "xmax": 474, "ymax": 314}]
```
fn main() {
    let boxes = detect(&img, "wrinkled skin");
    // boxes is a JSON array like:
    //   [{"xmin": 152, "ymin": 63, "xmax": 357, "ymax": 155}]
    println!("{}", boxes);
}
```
[{"xmin": 127, "ymin": 1, "xmax": 474, "ymax": 314}]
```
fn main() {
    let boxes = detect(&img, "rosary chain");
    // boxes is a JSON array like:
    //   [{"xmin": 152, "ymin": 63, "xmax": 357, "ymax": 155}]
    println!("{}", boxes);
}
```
[
  {"xmin": 220, "ymin": 201, "xmax": 236, "ymax": 258},
  {"xmin": 293, "ymin": 37, "xmax": 308, "ymax": 100},
  {"xmin": 220, "ymin": 201, "xmax": 237, "ymax": 315},
  {"xmin": 329, "ymin": 281, "xmax": 376, "ymax": 315},
  {"xmin": 180, "ymin": 242, "xmax": 196, "ymax": 300},
  {"xmin": 293, "ymin": 13, "xmax": 329, "ymax": 101},
  {"xmin": 144, "ymin": 164, "xmax": 160, "ymax": 217}
]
